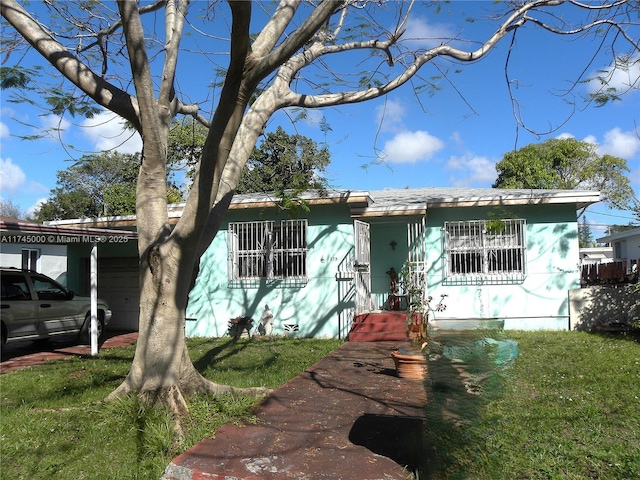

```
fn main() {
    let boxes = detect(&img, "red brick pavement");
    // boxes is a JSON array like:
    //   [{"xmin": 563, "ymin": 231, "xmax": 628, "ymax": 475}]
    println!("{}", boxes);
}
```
[{"xmin": 0, "ymin": 331, "xmax": 138, "ymax": 374}]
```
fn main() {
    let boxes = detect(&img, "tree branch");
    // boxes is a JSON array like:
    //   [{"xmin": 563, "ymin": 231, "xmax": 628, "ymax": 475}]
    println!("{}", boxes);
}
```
[
  {"xmin": 251, "ymin": 0, "xmax": 302, "ymax": 57},
  {"xmin": 174, "ymin": 0, "xmax": 253, "ymax": 243},
  {"xmin": 158, "ymin": 0, "xmax": 188, "ymax": 111},
  {"xmin": 524, "ymin": 16, "xmax": 640, "ymax": 52},
  {"xmin": 275, "ymin": 0, "xmax": 621, "ymax": 109},
  {"xmin": 1, "ymin": 0, "xmax": 139, "ymax": 126},
  {"xmin": 253, "ymin": 0, "xmax": 341, "ymax": 79},
  {"xmin": 117, "ymin": 0, "xmax": 169, "ymax": 249}
]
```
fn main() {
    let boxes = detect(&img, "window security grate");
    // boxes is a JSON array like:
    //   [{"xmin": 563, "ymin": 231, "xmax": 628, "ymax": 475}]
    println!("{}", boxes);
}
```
[
  {"xmin": 227, "ymin": 219, "xmax": 308, "ymax": 287},
  {"xmin": 444, "ymin": 219, "xmax": 526, "ymax": 283}
]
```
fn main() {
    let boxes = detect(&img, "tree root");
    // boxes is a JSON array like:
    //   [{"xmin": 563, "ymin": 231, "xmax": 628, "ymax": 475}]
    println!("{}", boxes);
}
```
[
  {"xmin": 104, "ymin": 343, "xmax": 272, "ymax": 443},
  {"xmin": 105, "ymin": 366, "xmax": 272, "ymax": 444}
]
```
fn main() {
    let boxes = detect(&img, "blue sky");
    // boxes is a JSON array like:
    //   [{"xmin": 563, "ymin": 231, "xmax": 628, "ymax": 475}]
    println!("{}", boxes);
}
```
[{"xmin": 1, "ymin": 1, "xmax": 638, "ymax": 236}]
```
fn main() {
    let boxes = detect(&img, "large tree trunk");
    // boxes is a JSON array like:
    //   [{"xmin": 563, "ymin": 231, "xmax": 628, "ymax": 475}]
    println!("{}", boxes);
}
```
[
  {"xmin": 105, "ymin": 1, "xmax": 269, "ymax": 417},
  {"xmin": 106, "ymin": 239, "xmax": 270, "ymax": 421}
]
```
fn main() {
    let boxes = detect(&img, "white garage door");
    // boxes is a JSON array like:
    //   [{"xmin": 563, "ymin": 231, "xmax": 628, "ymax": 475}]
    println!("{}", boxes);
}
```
[{"xmin": 98, "ymin": 258, "xmax": 140, "ymax": 331}]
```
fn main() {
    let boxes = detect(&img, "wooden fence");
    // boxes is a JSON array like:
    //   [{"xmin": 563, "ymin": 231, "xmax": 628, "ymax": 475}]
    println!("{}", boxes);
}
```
[{"xmin": 581, "ymin": 259, "xmax": 638, "ymax": 286}]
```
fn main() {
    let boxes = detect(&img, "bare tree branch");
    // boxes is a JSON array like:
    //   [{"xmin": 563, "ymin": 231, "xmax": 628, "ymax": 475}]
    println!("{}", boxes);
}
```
[{"xmin": 1, "ymin": 0, "xmax": 139, "ymax": 125}]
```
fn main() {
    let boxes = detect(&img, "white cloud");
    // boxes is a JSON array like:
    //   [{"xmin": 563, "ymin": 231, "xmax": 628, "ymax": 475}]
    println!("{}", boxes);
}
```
[
  {"xmin": 0, "ymin": 157, "xmax": 26, "ymax": 194},
  {"xmin": 302, "ymin": 109, "xmax": 324, "ymax": 126},
  {"xmin": 382, "ymin": 130, "xmax": 444, "ymax": 163},
  {"xmin": 0, "ymin": 121, "xmax": 8, "ymax": 139},
  {"xmin": 446, "ymin": 154, "xmax": 497, "ymax": 186},
  {"xmin": 557, "ymin": 132, "xmax": 575, "ymax": 140},
  {"xmin": 558, "ymin": 129, "xmax": 640, "ymax": 160},
  {"xmin": 27, "ymin": 198, "xmax": 48, "ymax": 217},
  {"xmin": 81, "ymin": 111, "xmax": 142, "ymax": 154},
  {"xmin": 449, "ymin": 131, "xmax": 463, "ymax": 146},
  {"xmin": 587, "ymin": 55, "xmax": 640, "ymax": 94},
  {"xmin": 41, "ymin": 114, "xmax": 71, "ymax": 134},
  {"xmin": 597, "ymin": 127, "xmax": 640, "ymax": 159},
  {"xmin": 402, "ymin": 16, "xmax": 458, "ymax": 50}
]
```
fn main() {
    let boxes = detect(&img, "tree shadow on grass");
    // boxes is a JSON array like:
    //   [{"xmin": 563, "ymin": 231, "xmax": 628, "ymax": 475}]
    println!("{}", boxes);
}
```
[{"xmin": 191, "ymin": 337, "xmax": 255, "ymax": 372}]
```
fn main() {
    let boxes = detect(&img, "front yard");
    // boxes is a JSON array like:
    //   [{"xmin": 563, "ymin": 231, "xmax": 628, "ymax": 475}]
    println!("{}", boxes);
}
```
[
  {"xmin": 422, "ymin": 330, "xmax": 640, "ymax": 479},
  {"xmin": 0, "ymin": 332, "xmax": 638, "ymax": 479}
]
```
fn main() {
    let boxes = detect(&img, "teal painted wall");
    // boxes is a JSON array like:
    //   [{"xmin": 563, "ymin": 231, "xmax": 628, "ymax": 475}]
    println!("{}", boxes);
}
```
[
  {"xmin": 186, "ymin": 204, "xmax": 357, "ymax": 338},
  {"xmin": 186, "ymin": 202, "xmax": 581, "ymax": 337},
  {"xmin": 422, "ymin": 204, "xmax": 580, "ymax": 330}
]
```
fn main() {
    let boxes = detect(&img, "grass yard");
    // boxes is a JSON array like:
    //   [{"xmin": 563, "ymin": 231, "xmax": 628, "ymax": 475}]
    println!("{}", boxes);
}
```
[
  {"xmin": 0, "ymin": 337, "xmax": 342, "ymax": 480},
  {"xmin": 422, "ymin": 331, "xmax": 640, "ymax": 480},
  {"xmin": 1, "ymin": 332, "xmax": 638, "ymax": 480}
]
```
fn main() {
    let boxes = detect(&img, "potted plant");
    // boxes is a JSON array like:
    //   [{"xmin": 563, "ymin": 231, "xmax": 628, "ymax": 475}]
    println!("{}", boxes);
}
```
[
  {"xmin": 401, "ymin": 262, "xmax": 429, "ymax": 344},
  {"xmin": 228, "ymin": 316, "xmax": 253, "ymax": 338},
  {"xmin": 391, "ymin": 263, "xmax": 429, "ymax": 380}
]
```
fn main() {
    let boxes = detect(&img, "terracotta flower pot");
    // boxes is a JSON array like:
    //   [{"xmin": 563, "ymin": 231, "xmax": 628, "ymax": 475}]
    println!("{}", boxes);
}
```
[{"xmin": 391, "ymin": 349, "xmax": 427, "ymax": 381}]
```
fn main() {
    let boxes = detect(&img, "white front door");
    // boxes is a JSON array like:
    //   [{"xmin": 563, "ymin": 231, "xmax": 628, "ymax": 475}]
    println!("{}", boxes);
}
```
[{"xmin": 354, "ymin": 220, "xmax": 373, "ymax": 315}]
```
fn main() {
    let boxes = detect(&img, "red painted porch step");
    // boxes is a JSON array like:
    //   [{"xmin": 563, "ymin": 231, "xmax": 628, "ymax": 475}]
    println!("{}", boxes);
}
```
[{"xmin": 348, "ymin": 312, "xmax": 408, "ymax": 342}]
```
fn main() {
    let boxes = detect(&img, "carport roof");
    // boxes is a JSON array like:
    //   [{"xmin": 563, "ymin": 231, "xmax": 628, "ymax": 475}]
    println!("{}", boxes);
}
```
[{"xmin": 1, "ymin": 216, "xmax": 137, "ymax": 242}]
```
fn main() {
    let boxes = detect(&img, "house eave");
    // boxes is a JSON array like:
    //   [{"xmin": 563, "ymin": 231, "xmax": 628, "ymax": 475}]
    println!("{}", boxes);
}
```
[
  {"xmin": 351, "ymin": 206, "xmax": 428, "ymax": 218},
  {"xmin": 1, "ymin": 217, "xmax": 137, "ymax": 239},
  {"xmin": 597, "ymin": 227, "xmax": 640, "ymax": 244},
  {"xmin": 425, "ymin": 193, "xmax": 601, "ymax": 209},
  {"xmin": 229, "ymin": 191, "xmax": 371, "ymax": 210},
  {"xmin": 352, "ymin": 189, "xmax": 600, "ymax": 217}
]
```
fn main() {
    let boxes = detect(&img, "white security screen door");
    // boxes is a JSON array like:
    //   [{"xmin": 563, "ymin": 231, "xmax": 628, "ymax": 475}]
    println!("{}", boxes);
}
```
[
  {"xmin": 407, "ymin": 217, "xmax": 427, "ymax": 312},
  {"xmin": 354, "ymin": 219, "xmax": 373, "ymax": 314}
]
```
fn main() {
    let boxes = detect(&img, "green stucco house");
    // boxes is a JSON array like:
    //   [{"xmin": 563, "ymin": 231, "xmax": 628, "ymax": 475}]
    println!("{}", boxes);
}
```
[{"xmin": 185, "ymin": 188, "xmax": 599, "ymax": 338}]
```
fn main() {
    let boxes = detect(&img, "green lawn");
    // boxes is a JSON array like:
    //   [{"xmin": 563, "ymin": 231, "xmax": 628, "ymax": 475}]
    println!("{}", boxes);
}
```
[
  {"xmin": 422, "ymin": 331, "xmax": 640, "ymax": 480},
  {"xmin": 1, "ymin": 332, "xmax": 638, "ymax": 480},
  {"xmin": 0, "ymin": 337, "xmax": 342, "ymax": 480}
]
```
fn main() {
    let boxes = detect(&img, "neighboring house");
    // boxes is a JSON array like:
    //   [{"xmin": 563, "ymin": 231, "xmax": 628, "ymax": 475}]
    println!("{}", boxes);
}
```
[
  {"xmin": 1, "ymin": 216, "xmax": 138, "ymax": 329},
  {"xmin": 0, "ymin": 216, "xmax": 68, "ymax": 284},
  {"xmin": 43, "ymin": 188, "xmax": 599, "ymax": 337},
  {"xmin": 596, "ymin": 227, "xmax": 640, "ymax": 273},
  {"xmin": 579, "ymin": 246, "xmax": 614, "ymax": 266}
]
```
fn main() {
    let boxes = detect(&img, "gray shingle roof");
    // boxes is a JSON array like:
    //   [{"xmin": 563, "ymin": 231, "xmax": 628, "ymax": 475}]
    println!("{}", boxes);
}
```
[{"xmin": 360, "ymin": 188, "xmax": 600, "ymax": 215}]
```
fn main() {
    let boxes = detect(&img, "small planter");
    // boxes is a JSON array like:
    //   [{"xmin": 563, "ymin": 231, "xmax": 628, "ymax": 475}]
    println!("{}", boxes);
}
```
[
  {"xmin": 392, "ymin": 347, "xmax": 427, "ymax": 381},
  {"xmin": 228, "ymin": 316, "xmax": 253, "ymax": 338}
]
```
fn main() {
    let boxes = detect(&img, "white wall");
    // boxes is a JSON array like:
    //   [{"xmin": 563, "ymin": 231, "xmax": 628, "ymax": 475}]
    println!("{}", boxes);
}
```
[{"xmin": 0, "ymin": 244, "xmax": 68, "ymax": 282}]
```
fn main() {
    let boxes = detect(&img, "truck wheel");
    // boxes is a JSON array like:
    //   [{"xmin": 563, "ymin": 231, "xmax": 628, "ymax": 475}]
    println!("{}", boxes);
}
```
[{"xmin": 81, "ymin": 314, "xmax": 105, "ymax": 344}]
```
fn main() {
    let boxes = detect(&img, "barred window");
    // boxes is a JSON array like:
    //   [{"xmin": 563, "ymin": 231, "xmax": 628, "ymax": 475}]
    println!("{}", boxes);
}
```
[
  {"xmin": 445, "ymin": 219, "xmax": 526, "ymax": 279},
  {"xmin": 228, "ymin": 219, "xmax": 308, "ymax": 285}
]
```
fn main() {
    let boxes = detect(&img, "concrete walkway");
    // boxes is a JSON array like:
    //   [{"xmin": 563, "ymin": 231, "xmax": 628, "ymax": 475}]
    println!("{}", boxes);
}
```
[{"xmin": 163, "ymin": 341, "xmax": 427, "ymax": 480}]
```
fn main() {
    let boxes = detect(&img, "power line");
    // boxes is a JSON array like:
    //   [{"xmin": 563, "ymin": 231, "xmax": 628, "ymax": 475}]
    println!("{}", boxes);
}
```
[{"xmin": 585, "ymin": 210, "xmax": 636, "ymax": 221}]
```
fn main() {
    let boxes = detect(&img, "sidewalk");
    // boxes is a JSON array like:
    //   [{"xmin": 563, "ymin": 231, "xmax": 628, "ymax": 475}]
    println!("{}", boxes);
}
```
[{"xmin": 163, "ymin": 341, "xmax": 427, "ymax": 480}]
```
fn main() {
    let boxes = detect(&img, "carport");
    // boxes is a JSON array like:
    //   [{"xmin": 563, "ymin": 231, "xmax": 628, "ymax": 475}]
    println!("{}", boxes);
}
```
[{"xmin": 1, "ymin": 216, "xmax": 138, "ymax": 354}]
